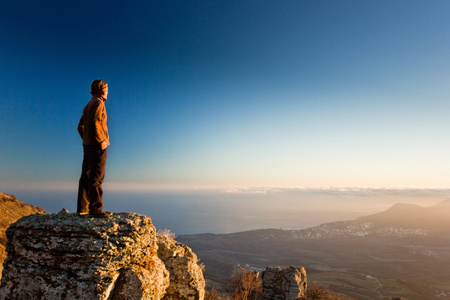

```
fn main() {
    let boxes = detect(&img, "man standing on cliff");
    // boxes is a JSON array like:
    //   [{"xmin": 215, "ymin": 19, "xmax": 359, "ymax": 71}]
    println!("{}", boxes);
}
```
[{"xmin": 77, "ymin": 79, "xmax": 112, "ymax": 217}]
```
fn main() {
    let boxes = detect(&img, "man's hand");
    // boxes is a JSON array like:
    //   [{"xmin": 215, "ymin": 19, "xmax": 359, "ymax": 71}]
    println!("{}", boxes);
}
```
[{"xmin": 101, "ymin": 141, "xmax": 108, "ymax": 150}]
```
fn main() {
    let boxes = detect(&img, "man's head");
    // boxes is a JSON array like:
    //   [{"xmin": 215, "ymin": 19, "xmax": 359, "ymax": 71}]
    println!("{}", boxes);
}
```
[{"xmin": 90, "ymin": 79, "xmax": 108, "ymax": 99}]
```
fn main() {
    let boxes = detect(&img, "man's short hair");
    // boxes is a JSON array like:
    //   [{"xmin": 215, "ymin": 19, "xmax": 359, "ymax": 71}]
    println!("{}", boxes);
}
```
[{"xmin": 90, "ymin": 79, "xmax": 108, "ymax": 96}]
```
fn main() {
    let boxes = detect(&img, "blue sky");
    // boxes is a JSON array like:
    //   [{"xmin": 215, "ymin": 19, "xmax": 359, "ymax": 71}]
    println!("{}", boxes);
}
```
[{"xmin": 1, "ymin": 0, "xmax": 450, "ymax": 191}]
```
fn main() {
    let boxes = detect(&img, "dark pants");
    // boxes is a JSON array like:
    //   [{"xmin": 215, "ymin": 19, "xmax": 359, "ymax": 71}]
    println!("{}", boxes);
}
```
[{"xmin": 77, "ymin": 145, "xmax": 107, "ymax": 213}]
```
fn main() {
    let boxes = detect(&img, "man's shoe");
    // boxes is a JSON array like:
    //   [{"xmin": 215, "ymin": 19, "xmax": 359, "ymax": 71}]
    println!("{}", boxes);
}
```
[
  {"xmin": 90, "ymin": 210, "xmax": 112, "ymax": 218},
  {"xmin": 77, "ymin": 211, "xmax": 89, "ymax": 216}
]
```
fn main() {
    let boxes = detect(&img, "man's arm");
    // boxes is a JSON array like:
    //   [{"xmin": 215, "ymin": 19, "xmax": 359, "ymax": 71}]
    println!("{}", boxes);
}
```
[
  {"xmin": 93, "ymin": 102, "xmax": 109, "ymax": 150},
  {"xmin": 77, "ymin": 116, "xmax": 84, "ymax": 139}
]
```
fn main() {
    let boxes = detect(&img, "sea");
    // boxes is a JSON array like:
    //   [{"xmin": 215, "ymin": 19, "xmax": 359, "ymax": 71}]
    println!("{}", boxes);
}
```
[{"xmin": 7, "ymin": 187, "xmax": 449, "ymax": 235}]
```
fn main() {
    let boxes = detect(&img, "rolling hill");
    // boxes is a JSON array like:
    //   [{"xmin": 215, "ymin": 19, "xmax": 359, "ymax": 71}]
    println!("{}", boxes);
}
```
[{"xmin": 0, "ymin": 193, "xmax": 46, "ymax": 279}]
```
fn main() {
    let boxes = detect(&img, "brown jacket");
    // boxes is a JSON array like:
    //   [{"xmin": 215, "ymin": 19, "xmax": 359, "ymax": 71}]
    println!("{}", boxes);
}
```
[{"xmin": 78, "ymin": 96, "xmax": 110, "ymax": 146}]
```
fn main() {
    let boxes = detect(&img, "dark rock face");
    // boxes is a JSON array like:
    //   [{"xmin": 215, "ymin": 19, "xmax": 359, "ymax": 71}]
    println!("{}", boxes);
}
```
[
  {"xmin": 0, "ymin": 212, "xmax": 205, "ymax": 300},
  {"xmin": 261, "ymin": 266, "xmax": 307, "ymax": 300}
]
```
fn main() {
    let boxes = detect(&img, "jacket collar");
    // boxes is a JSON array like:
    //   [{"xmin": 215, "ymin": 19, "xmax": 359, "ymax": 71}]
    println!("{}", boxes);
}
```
[{"xmin": 92, "ymin": 95, "xmax": 107, "ymax": 102}]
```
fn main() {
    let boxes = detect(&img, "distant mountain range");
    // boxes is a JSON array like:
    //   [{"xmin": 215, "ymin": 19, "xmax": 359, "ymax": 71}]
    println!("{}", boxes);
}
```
[
  {"xmin": 291, "ymin": 200, "xmax": 450, "ymax": 239},
  {"xmin": 179, "ymin": 200, "xmax": 450, "ymax": 300},
  {"xmin": 359, "ymin": 200, "xmax": 450, "ymax": 230}
]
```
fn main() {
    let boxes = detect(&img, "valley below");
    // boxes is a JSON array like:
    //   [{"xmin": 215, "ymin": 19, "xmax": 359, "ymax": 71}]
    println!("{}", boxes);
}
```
[{"xmin": 178, "ymin": 201, "xmax": 450, "ymax": 300}]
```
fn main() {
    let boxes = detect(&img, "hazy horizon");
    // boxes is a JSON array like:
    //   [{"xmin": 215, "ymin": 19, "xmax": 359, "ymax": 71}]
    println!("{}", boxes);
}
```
[{"xmin": 4, "ymin": 186, "xmax": 449, "ymax": 235}]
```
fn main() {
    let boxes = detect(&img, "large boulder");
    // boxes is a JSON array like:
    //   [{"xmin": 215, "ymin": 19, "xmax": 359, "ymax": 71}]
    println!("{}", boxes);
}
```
[{"xmin": 0, "ymin": 211, "xmax": 204, "ymax": 300}]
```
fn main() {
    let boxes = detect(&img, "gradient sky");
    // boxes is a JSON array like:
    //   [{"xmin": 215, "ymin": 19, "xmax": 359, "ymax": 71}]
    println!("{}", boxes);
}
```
[{"xmin": 1, "ymin": 0, "xmax": 450, "ymax": 191}]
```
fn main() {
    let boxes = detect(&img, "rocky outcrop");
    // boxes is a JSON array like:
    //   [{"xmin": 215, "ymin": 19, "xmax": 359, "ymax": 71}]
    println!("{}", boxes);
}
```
[
  {"xmin": 157, "ymin": 234, "xmax": 205, "ymax": 299},
  {"xmin": 261, "ymin": 266, "xmax": 307, "ymax": 300},
  {"xmin": 0, "ymin": 211, "xmax": 205, "ymax": 300}
]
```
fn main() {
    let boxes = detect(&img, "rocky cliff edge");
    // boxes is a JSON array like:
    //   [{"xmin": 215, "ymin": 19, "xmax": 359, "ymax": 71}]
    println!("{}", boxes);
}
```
[{"xmin": 0, "ymin": 210, "xmax": 205, "ymax": 300}]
